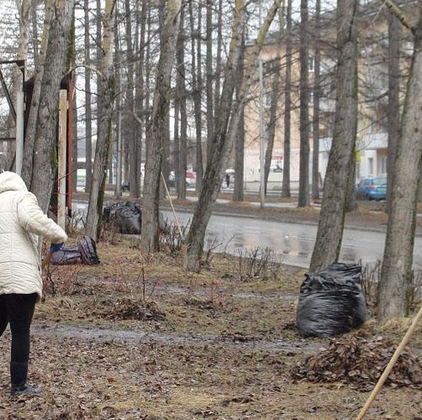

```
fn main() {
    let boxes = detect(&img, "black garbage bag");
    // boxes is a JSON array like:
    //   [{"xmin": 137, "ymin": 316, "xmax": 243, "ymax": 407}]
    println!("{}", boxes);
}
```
[
  {"xmin": 103, "ymin": 202, "xmax": 142, "ymax": 234},
  {"xmin": 296, "ymin": 263, "xmax": 369, "ymax": 338},
  {"xmin": 50, "ymin": 247, "xmax": 81, "ymax": 265},
  {"xmin": 50, "ymin": 236, "xmax": 100, "ymax": 266}
]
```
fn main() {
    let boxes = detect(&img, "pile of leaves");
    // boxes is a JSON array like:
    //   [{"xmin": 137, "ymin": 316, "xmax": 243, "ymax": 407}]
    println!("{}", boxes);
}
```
[
  {"xmin": 97, "ymin": 298, "xmax": 166, "ymax": 321},
  {"xmin": 292, "ymin": 336, "xmax": 422, "ymax": 390}
]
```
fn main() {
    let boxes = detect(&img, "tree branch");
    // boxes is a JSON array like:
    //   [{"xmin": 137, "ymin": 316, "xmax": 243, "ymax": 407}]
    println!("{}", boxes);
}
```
[{"xmin": 381, "ymin": 0, "xmax": 415, "ymax": 34}]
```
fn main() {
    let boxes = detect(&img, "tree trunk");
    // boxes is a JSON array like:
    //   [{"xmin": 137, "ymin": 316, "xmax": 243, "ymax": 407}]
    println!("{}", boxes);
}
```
[
  {"xmin": 114, "ymin": 4, "xmax": 122, "ymax": 198},
  {"xmin": 233, "ymin": 34, "xmax": 246, "ymax": 203},
  {"xmin": 30, "ymin": 0, "xmax": 75, "ymax": 212},
  {"xmin": 214, "ymin": 0, "xmax": 223, "ymax": 112},
  {"xmin": 31, "ymin": 0, "xmax": 39, "ymax": 66},
  {"xmin": 206, "ymin": 0, "xmax": 214, "ymax": 166},
  {"xmin": 21, "ymin": 0, "xmax": 53, "ymax": 187},
  {"xmin": 85, "ymin": 0, "xmax": 115, "ymax": 240},
  {"xmin": 186, "ymin": 0, "xmax": 283, "ymax": 272},
  {"xmin": 282, "ymin": 0, "xmax": 292, "ymax": 198},
  {"xmin": 189, "ymin": 0, "xmax": 203, "ymax": 193},
  {"xmin": 136, "ymin": 0, "xmax": 147, "ymax": 195},
  {"xmin": 264, "ymin": 10, "xmax": 283, "ymax": 196},
  {"xmin": 141, "ymin": 0, "xmax": 182, "ymax": 253},
  {"xmin": 298, "ymin": 0, "xmax": 310, "ymax": 207},
  {"xmin": 345, "ymin": 156, "xmax": 357, "ymax": 212},
  {"xmin": 386, "ymin": 12, "xmax": 401, "ymax": 214},
  {"xmin": 84, "ymin": 0, "xmax": 93, "ymax": 192},
  {"xmin": 125, "ymin": 0, "xmax": 139, "ymax": 199},
  {"xmin": 378, "ymin": 8, "xmax": 422, "ymax": 319},
  {"xmin": 309, "ymin": 0, "xmax": 358, "ymax": 272},
  {"xmin": 176, "ymin": 8, "xmax": 187, "ymax": 200},
  {"xmin": 311, "ymin": 0, "xmax": 321, "ymax": 200}
]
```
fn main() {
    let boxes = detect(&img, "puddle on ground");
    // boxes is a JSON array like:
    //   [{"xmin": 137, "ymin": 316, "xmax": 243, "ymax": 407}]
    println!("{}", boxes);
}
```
[{"xmin": 32, "ymin": 324, "xmax": 325, "ymax": 355}]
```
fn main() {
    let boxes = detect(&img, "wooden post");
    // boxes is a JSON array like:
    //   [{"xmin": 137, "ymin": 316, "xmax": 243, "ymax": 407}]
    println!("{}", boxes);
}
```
[
  {"xmin": 67, "ymin": 78, "xmax": 74, "ymax": 215},
  {"xmin": 58, "ymin": 89, "xmax": 67, "ymax": 230}
]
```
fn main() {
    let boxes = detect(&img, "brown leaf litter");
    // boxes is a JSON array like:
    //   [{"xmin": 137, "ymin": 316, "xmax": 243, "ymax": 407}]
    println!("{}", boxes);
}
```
[{"xmin": 292, "ymin": 336, "xmax": 422, "ymax": 391}]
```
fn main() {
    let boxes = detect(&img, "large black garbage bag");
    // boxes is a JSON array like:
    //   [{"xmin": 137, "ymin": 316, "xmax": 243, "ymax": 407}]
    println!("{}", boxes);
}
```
[
  {"xmin": 103, "ymin": 202, "xmax": 142, "ymax": 234},
  {"xmin": 296, "ymin": 263, "xmax": 369, "ymax": 338}
]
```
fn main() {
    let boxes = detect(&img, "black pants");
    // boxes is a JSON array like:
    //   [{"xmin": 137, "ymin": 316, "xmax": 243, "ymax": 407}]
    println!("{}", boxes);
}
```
[{"xmin": 0, "ymin": 294, "xmax": 37, "ymax": 363}]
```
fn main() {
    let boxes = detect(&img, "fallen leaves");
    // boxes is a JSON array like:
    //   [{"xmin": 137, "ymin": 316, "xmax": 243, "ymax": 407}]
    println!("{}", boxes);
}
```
[{"xmin": 292, "ymin": 336, "xmax": 422, "ymax": 390}]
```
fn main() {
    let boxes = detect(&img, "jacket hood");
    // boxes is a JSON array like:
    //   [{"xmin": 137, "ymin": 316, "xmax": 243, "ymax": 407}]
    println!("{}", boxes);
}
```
[{"xmin": 0, "ymin": 171, "xmax": 28, "ymax": 194}]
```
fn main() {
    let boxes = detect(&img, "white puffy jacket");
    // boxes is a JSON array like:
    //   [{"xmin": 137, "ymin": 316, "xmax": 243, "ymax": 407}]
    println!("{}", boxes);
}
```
[{"xmin": 0, "ymin": 171, "xmax": 68, "ymax": 299}]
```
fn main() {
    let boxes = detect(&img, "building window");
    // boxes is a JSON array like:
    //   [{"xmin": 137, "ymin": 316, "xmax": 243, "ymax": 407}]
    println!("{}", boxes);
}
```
[
  {"xmin": 368, "ymin": 157, "xmax": 374, "ymax": 175},
  {"xmin": 380, "ymin": 156, "xmax": 387, "ymax": 174},
  {"xmin": 308, "ymin": 56, "xmax": 315, "ymax": 73}
]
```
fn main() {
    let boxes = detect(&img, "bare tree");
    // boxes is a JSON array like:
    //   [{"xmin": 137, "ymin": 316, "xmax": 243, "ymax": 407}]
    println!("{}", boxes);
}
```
[
  {"xmin": 176, "ymin": 8, "xmax": 187, "ymax": 200},
  {"xmin": 189, "ymin": 0, "xmax": 203, "ymax": 192},
  {"xmin": 85, "ymin": 0, "xmax": 116, "ymax": 239},
  {"xmin": 206, "ymin": 0, "xmax": 214, "ymax": 166},
  {"xmin": 84, "ymin": 0, "xmax": 93, "ymax": 193},
  {"xmin": 264, "ymin": 9, "xmax": 283, "ymax": 195},
  {"xmin": 141, "ymin": 0, "xmax": 182, "ymax": 253},
  {"xmin": 186, "ymin": 0, "xmax": 283, "ymax": 272},
  {"xmin": 21, "ymin": 0, "xmax": 53, "ymax": 186},
  {"xmin": 282, "ymin": 0, "xmax": 292, "ymax": 198},
  {"xmin": 309, "ymin": 0, "xmax": 358, "ymax": 272},
  {"xmin": 30, "ymin": 0, "xmax": 75, "ymax": 211},
  {"xmin": 125, "ymin": 0, "xmax": 139, "ymax": 199},
  {"xmin": 298, "ymin": 0, "xmax": 310, "ymax": 207},
  {"xmin": 233, "ymin": 33, "xmax": 246, "ymax": 202},
  {"xmin": 311, "ymin": 0, "xmax": 321, "ymax": 200},
  {"xmin": 386, "ymin": 12, "xmax": 401, "ymax": 214},
  {"xmin": 378, "ymin": 3, "xmax": 422, "ymax": 319}
]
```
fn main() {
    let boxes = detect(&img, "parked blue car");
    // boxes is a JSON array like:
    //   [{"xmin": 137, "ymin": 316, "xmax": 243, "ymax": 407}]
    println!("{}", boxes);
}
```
[{"xmin": 356, "ymin": 176, "xmax": 387, "ymax": 200}]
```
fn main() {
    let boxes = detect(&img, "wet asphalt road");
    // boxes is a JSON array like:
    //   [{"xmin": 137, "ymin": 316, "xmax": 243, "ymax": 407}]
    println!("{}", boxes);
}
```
[
  {"xmin": 162, "ymin": 210, "xmax": 422, "ymax": 269},
  {"xmin": 73, "ymin": 201, "xmax": 422, "ymax": 269}
]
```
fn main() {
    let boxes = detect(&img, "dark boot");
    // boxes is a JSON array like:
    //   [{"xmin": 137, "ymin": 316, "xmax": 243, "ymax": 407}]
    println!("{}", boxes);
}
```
[{"xmin": 10, "ymin": 362, "xmax": 40, "ymax": 396}]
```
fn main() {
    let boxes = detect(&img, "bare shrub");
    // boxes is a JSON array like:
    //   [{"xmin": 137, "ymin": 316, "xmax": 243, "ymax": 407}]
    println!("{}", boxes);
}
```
[
  {"xmin": 360, "ymin": 260, "xmax": 422, "ymax": 313},
  {"xmin": 231, "ymin": 247, "xmax": 280, "ymax": 282},
  {"xmin": 361, "ymin": 260, "xmax": 381, "ymax": 308},
  {"xmin": 159, "ymin": 220, "xmax": 188, "ymax": 255},
  {"xmin": 65, "ymin": 209, "xmax": 86, "ymax": 234}
]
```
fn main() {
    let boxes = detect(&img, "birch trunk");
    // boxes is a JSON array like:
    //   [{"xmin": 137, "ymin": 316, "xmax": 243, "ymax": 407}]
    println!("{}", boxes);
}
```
[
  {"xmin": 85, "ymin": 0, "xmax": 115, "ymax": 239},
  {"xmin": 84, "ymin": 0, "xmax": 93, "ymax": 192}
]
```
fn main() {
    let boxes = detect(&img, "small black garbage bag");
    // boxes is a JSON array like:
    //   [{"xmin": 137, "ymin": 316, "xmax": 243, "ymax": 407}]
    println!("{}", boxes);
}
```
[
  {"xmin": 103, "ymin": 202, "xmax": 142, "ymax": 234},
  {"xmin": 296, "ymin": 263, "xmax": 369, "ymax": 338}
]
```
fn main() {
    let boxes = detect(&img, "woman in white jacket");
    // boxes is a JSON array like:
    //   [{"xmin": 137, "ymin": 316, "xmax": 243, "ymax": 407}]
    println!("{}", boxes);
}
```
[{"xmin": 0, "ymin": 171, "xmax": 67, "ymax": 395}]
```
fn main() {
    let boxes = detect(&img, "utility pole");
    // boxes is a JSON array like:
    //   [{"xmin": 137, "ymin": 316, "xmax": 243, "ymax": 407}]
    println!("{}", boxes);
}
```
[{"xmin": 259, "ymin": 0, "xmax": 265, "ymax": 208}]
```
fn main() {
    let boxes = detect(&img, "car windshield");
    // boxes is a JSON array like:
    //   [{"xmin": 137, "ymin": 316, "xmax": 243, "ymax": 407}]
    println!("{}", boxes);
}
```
[{"xmin": 374, "ymin": 177, "xmax": 387, "ymax": 185}]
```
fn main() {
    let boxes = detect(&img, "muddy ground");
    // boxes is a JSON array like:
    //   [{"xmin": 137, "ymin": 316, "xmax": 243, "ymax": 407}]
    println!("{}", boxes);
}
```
[{"xmin": 1, "ymin": 236, "xmax": 422, "ymax": 419}]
